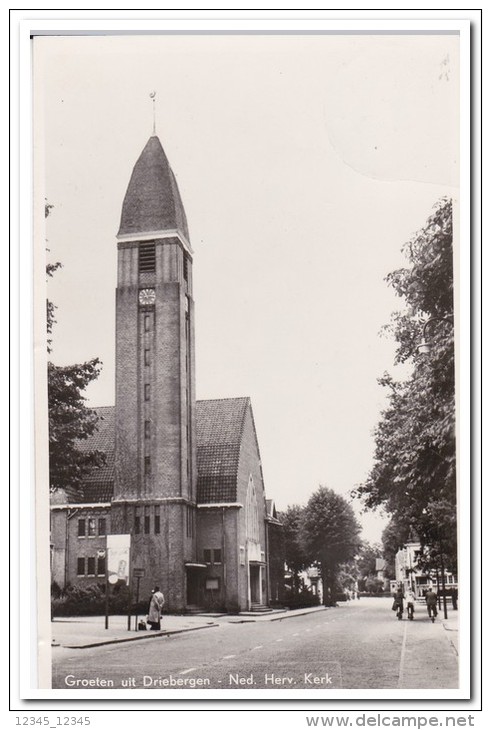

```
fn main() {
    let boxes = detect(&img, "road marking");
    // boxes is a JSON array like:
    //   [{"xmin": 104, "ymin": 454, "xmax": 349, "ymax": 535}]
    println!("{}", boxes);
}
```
[
  {"xmin": 276, "ymin": 638, "xmax": 283, "ymax": 642},
  {"xmin": 223, "ymin": 654, "xmax": 236, "ymax": 659},
  {"xmin": 397, "ymin": 622, "xmax": 409, "ymax": 688},
  {"xmin": 180, "ymin": 667, "xmax": 196, "ymax": 675},
  {"xmin": 252, "ymin": 645, "xmax": 263, "ymax": 650}
]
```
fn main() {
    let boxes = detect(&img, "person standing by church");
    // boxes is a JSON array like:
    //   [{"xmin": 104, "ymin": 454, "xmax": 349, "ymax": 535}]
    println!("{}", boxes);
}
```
[{"xmin": 148, "ymin": 585, "xmax": 165, "ymax": 630}]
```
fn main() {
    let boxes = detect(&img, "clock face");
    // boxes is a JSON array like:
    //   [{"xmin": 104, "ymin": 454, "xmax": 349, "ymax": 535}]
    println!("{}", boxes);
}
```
[{"xmin": 139, "ymin": 288, "xmax": 156, "ymax": 306}]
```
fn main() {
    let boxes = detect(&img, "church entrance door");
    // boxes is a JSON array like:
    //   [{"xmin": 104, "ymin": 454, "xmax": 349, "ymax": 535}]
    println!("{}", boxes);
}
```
[
  {"xmin": 185, "ymin": 566, "xmax": 204, "ymax": 608},
  {"xmin": 250, "ymin": 564, "xmax": 261, "ymax": 604}
]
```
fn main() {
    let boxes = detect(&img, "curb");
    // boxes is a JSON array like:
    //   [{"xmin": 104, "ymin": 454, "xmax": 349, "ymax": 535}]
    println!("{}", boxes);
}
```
[
  {"xmin": 61, "ymin": 622, "xmax": 219, "ymax": 649},
  {"xmin": 269, "ymin": 607, "xmax": 328, "ymax": 622}
]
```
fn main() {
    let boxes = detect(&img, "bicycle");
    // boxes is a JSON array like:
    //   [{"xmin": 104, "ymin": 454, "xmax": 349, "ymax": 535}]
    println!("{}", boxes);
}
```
[
  {"xmin": 407, "ymin": 602, "xmax": 414, "ymax": 621},
  {"xmin": 396, "ymin": 603, "xmax": 404, "ymax": 620},
  {"xmin": 427, "ymin": 604, "xmax": 437, "ymax": 623}
]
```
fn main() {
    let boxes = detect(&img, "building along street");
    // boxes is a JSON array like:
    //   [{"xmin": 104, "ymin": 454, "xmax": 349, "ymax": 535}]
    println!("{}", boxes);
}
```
[{"xmin": 51, "ymin": 597, "xmax": 458, "ymax": 691}]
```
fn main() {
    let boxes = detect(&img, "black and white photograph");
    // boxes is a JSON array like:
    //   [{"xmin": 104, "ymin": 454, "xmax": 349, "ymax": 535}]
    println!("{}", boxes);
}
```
[{"xmin": 18, "ymin": 14, "xmax": 475, "ymax": 705}]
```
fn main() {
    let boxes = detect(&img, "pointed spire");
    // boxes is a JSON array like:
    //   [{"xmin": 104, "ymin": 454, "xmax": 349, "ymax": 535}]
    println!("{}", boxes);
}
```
[{"xmin": 118, "ymin": 135, "xmax": 189, "ymax": 241}]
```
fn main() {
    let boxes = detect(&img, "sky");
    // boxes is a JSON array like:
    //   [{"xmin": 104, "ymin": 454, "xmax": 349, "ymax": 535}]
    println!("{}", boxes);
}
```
[{"xmin": 35, "ymin": 32, "xmax": 460, "ymax": 543}]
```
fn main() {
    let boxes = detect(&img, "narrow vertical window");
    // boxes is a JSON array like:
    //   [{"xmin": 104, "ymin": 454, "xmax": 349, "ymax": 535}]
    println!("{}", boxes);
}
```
[
  {"xmin": 144, "ymin": 314, "xmax": 151, "ymax": 332},
  {"xmin": 97, "ymin": 556, "xmax": 106, "ymax": 576},
  {"xmin": 144, "ymin": 515, "xmax": 150, "ymax": 534},
  {"xmin": 78, "ymin": 519, "xmax": 86, "ymax": 537},
  {"xmin": 135, "ymin": 515, "xmax": 141, "ymax": 534},
  {"xmin": 154, "ymin": 514, "xmax": 160, "ymax": 534},
  {"xmin": 77, "ymin": 557, "xmax": 85, "ymax": 576},
  {"xmin": 98, "ymin": 518, "xmax": 106, "ymax": 536},
  {"xmin": 88, "ymin": 518, "xmax": 96, "ymax": 537},
  {"xmin": 213, "ymin": 549, "xmax": 222, "ymax": 564},
  {"xmin": 144, "ymin": 456, "xmax": 151, "ymax": 475},
  {"xmin": 144, "ymin": 420, "xmax": 151, "ymax": 439},
  {"xmin": 144, "ymin": 348, "xmax": 150, "ymax": 366},
  {"xmin": 183, "ymin": 253, "xmax": 188, "ymax": 282},
  {"xmin": 144, "ymin": 384, "xmax": 150, "ymax": 401},
  {"xmin": 87, "ymin": 557, "xmax": 96, "ymax": 576}
]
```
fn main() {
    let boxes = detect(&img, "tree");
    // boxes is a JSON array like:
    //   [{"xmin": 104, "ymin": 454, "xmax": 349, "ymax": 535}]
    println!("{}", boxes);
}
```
[
  {"xmin": 278, "ymin": 505, "xmax": 308, "ymax": 593},
  {"xmin": 299, "ymin": 487, "xmax": 362, "ymax": 606},
  {"xmin": 355, "ymin": 198, "xmax": 456, "ymax": 573},
  {"xmin": 356, "ymin": 541, "xmax": 383, "ymax": 591},
  {"xmin": 46, "ymin": 203, "xmax": 105, "ymax": 494},
  {"xmin": 381, "ymin": 516, "xmax": 410, "ymax": 581}
]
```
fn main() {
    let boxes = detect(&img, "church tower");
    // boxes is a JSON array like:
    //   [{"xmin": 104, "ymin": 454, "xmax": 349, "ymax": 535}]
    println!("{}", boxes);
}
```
[{"xmin": 111, "ymin": 135, "xmax": 198, "ymax": 610}]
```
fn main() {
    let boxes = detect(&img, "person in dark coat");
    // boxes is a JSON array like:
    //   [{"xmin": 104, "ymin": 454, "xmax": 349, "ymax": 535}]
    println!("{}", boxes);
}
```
[
  {"xmin": 393, "ymin": 586, "xmax": 404, "ymax": 617},
  {"xmin": 425, "ymin": 587, "xmax": 438, "ymax": 619}
]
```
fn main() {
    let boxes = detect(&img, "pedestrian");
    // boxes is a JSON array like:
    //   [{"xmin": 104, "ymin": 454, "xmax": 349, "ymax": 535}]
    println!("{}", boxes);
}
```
[
  {"xmin": 425, "ymin": 586, "xmax": 438, "ymax": 620},
  {"xmin": 148, "ymin": 585, "xmax": 165, "ymax": 630},
  {"xmin": 451, "ymin": 588, "xmax": 458, "ymax": 610}
]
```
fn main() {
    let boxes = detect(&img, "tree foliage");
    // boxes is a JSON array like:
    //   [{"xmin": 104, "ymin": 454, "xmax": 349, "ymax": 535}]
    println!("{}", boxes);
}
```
[
  {"xmin": 278, "ymin": 505, "xmax": 309, "ymax": 592},
  {"xmin": 355, "ymin": 198, "xmax": 456, "ymax": 573},
  {"xmin": 48, "ymin": 360, "xmax": 105, "ymax": 494},
  {"xmin": 355, "ymin": 540, "xmax": 384, "ymax": 589},
  {"xmin": 299, "ymin": 486, "xmax": 362, "ymax": 605},
  {"xmin": 46, "ymin": 203, "xmax": 105, "ymax": 494}
]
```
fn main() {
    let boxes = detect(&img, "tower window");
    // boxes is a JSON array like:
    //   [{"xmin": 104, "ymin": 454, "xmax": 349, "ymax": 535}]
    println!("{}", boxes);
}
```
[
  {"xmin": 155, "ymin": 515, "xmax": 160, "ymax": 534},
  {"xmin": 144, "ymin": 384, "xmax": 150, "ymax": 401},
  {"xmin": 87, "ymin": 557, "xmax": 96, "ymax": 576},
  {"xmin": 77, "ymin": 557, "xmax": 85, "ymax": 576},
  {"xmin": 135, "ymin": 516, "xmax": 141, "ymax": 534},
  {"xmin": 144, "ymin": 348, "xmax": 150, "ymax": 366},
  {"xmin": 144, "ymin": 314, "xmax": 151, "ymax": 332},
  {"xmin": 183, "ymin": 254, "xmax": 189, "ymax": 282},
  {"xmin": 78, "ymin": 519, "xmax": 86, "ymax": 537},
  {"xmin": 144, "ymin": 420, "xmax": 151, "ymax": 439},
  {"xmin": 97, "ymin": 556, "xmax": 106, "ymax": 576},
  {"xmin": 139, "ymin": 243, "xmax": 156, "ymax": 273},
  {"xmin": 144, "ymin": 456, "xmax": 151, "ymax": 475},
  {"xmin": 144, "ymin": 515, "xmax": 150, "ymax": 534}
]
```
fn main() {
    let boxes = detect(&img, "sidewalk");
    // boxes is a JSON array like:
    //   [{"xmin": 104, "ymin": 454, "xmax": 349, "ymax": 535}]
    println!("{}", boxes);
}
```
[
  {"xmin": 441, "ymin": 610, "xmax": 459, "ymax": 656},
  {"xmin": 52, "ymin": 606, "xmax": 328, "ymax": 649}
]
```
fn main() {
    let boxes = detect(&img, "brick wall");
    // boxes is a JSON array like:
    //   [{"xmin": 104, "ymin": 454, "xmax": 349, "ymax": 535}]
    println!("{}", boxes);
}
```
[
  {"xmin": 51, "ymin": 506, "xmax": 111, "ymax": 589},
  {"xmin": 197, "ymin": 507, "xmax": 241, "ymax": 612}
]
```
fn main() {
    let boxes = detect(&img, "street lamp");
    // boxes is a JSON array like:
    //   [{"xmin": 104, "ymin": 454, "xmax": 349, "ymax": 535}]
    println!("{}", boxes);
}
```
[{"xmin": 417, "ymin": 315, "xmax": 453, "ymax": 354}]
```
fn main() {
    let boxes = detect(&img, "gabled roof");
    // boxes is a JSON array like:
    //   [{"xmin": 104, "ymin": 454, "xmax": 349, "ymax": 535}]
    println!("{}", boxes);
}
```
[
  {"xmin": 118, "ymin": 135, "xmax": 189, "ymax": 241},
  {"xmin": 54, "ymin": 398, "xmax": 253, "ymax": 505},
  {"xmin": 76, "ymin": 406, "xmax": 115, "ymax": 502},
  {"xmin": 196, "ymin": 397, "xmax": 250, "ymax": 504}
]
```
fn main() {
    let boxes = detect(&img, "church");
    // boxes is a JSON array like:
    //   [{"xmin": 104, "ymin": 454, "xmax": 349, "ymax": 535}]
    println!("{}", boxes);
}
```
[{"xmin": 50, "ymin": 134, "xmax": 284, "ymax": 613}]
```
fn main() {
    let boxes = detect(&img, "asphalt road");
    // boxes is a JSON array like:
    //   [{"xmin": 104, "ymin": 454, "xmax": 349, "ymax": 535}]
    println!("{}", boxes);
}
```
[{"xmin": 52, "ymin": 598, "xmax": 458, "ymax": 691}]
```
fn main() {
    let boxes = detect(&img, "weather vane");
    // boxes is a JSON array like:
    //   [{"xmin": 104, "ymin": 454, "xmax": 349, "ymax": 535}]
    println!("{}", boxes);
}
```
[{"xmin": 150, "ymin": 91, "xmax": 156, "ymax": 135}]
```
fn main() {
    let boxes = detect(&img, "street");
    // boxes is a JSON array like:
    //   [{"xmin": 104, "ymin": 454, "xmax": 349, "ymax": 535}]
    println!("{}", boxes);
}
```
[{"xmin": 51, "ymin": 598, "xmax": 458, "ymax": 690}]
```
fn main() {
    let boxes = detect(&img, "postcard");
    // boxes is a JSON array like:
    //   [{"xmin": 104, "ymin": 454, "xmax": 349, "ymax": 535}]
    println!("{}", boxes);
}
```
[{"xmin": 20, "ymin": 17, "xmax": 473, "ymax": 704}]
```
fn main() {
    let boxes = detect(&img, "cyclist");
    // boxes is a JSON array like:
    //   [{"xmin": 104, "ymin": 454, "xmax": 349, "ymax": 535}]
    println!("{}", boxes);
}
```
[
  {"xmin": 425, "ymin": 586, "xmax": 438, "ymax": 622},
  {"xmin": 406, "ymin": 588, "xmax": 416, "ymax": 620},
  {"xmin": 393, "ymin": 586, "xmax": 404, "ymax": 620}
]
